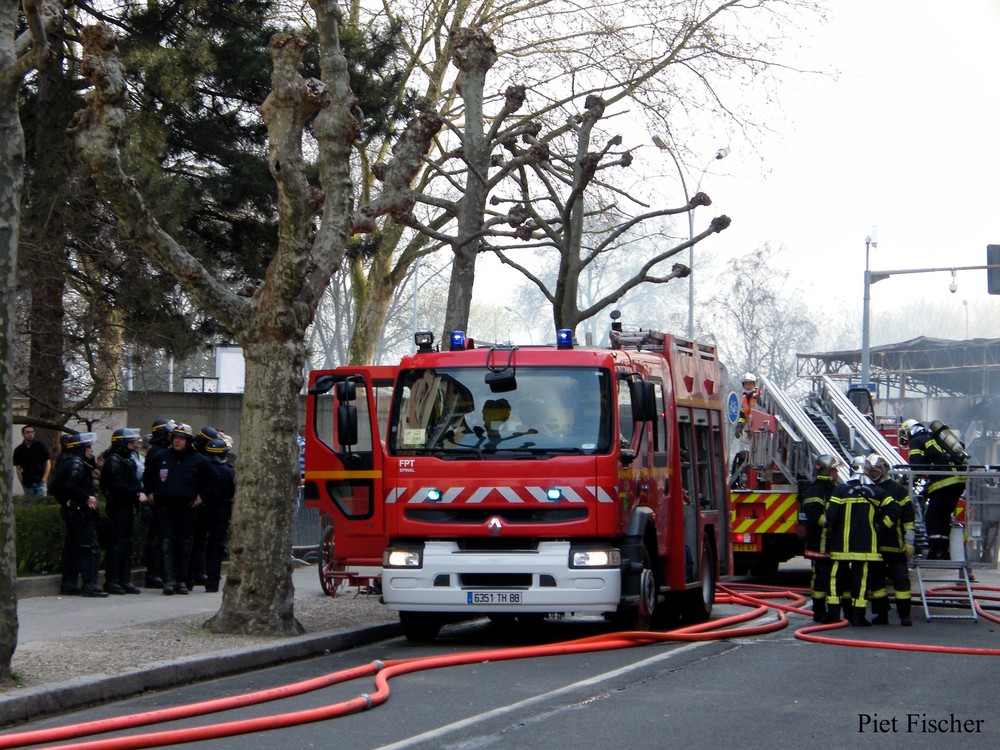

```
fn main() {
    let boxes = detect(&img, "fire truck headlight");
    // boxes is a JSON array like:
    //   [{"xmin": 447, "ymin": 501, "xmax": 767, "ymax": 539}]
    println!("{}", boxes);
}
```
[
  {"xmin": 570, "ymin": 549, "xmax": 621, "ymax": 568},
  {"xmin": 384, "ymin": 548, "xmax": 422, "ymax": 568}
]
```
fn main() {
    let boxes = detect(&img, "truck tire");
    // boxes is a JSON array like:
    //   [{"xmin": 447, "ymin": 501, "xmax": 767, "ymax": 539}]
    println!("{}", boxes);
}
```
[
  {"xmin": 613, "ymin": 544, "xmax": 657, "ymax": 631},
  {"xmin": 681, "ymin": 541, "xmax": 716, "ymax": 624}
]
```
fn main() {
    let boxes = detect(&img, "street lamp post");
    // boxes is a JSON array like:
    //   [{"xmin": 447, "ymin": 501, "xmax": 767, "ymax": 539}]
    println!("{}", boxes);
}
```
[
  {"xmin": 860, "ymin": 227, "xmax": 878, "ymax": 389},
  {"xmin": 652, "ymin": 137, "xmax": 729, "ymax": 338}
]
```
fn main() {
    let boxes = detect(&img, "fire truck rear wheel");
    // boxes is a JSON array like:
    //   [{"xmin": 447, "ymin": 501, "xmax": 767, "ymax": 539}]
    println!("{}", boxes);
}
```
[
  {"xmin": 681, "ymin": 541, "xmax": 716, "ymax": 624},
  {"xmin": 400, "ymin": 611, "xmax": 443, "ymax": 642}
]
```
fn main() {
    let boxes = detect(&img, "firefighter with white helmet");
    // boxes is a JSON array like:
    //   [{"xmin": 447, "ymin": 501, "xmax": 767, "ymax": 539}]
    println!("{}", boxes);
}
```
[
  {"xmin": 901, "ymin": 418, "xmax": 966, "ymax": 559},
  {"xmin": 823, "ymin": 455, "xmax": 887, "ymax": 626},
  {"xmin": 734, "ymin": 372, "xmax": 759, "ymax": 439},
  {"xmin": 866, "ymin": 453, "xmax": 915, "ymax": 625}
]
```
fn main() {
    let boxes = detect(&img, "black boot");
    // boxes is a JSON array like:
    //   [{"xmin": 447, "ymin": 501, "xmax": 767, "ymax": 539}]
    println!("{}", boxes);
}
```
[
  {"xmin": 852, "ymin": 607, "xmax": 871, "ymax": 627},
  {"xmin": 161, "ymin": 538, "xmax": 176, "ymax": 596},
  {"xmin": 820, "ymin": 604, "xmax": 841, "ymax": 624},
  {"xmin": 812, "ymin": 597, "xmax": 827, "ymax": 623},
  {"xmin": 898, "ymin": 599, "xmax": 912, "ymax": 626},
  {"xmin": 871, "ymin": 597, "xmax": 890, "ymax": 625},
  {"xmin": 842, "ymin": 601, "xmax": 854, "ymax": 624}
]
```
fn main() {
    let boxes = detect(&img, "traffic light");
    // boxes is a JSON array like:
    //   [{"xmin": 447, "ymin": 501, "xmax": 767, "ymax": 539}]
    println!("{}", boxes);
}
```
[{"xmin": 989, "ymin": 245, "xmax": 1000, "ymax": 294}]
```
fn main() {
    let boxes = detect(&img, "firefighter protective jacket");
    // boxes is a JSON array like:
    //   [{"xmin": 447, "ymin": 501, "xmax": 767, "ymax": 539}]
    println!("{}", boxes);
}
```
[
  {"xmin": 874, "ymin": 477, "xmax": 916, "ymax": 553},
  {"xmin": 799, "ymin": 477, "xmax": 836, "ymax": 557},
  {"xmin": 824, "ymin": 479, "xmax": 886, "ymax": 561},
  {"xmin": 907, "ymin": 430, "xmax": 966, "ymax": 494}
]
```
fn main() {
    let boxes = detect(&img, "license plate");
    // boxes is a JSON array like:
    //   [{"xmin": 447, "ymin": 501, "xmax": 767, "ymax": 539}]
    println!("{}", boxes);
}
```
[
  {"xmin": 733, "ymin": 543, "xmax": 759, "ymax": 552},
  {"xmin": 468, "ymin": 591, "xmax": 522, "ymax": 605}
]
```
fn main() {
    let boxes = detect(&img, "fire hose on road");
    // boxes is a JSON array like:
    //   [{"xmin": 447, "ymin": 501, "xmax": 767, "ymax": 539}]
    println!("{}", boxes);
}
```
[{"xmin": 2, "ymin": 583, "xmax": 998, "ymax": 750}]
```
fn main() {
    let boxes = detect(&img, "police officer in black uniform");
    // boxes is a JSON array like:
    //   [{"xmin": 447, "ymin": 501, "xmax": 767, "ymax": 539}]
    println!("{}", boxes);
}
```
[
  {"xmin": 798, "ymin": 454, "xmax": 839, "ymax": 622},
  {"xmin": 186, "ymin": 426, "xmax": 221, "ymax": 590},
  {"xmin": 100, "ymin": 428, "xmax": 145, "ymax": 594},
  {"xmin": 141, "ymin": 418, "xmax": 176, "ymax": 588},
  {"xmin": 200, "ymin": 438, "xmax": 235, "ymax": 593},
  {"xmin": 51, "ymin": 432, "xmax": 108, "ymax": 597},
  {"xmin": 142, "ymin": 423, "xmax": 214, "ymax": 595}
]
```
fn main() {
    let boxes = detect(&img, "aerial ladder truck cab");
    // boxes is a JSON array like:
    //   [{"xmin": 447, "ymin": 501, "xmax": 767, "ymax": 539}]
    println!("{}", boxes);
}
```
[
  {"xmin": 730, "ymin": 374, "xmax": 905, "ymax": 576},
  {"xmin": 304, "ymin": 326, "xmax": 732, "ymax": 641}
]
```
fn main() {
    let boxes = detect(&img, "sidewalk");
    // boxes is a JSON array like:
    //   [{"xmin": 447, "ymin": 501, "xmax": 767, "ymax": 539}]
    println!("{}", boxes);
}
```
[{"xmin": 1, "ymin": 564, "xmax": 400, "ymax": 726}]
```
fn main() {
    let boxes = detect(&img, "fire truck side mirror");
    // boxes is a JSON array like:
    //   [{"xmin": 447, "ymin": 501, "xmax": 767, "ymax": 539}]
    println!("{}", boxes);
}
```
[
  {"xmin": 337, "ymin": 404, "xmax": 358, "ymax": 448},
  {"xmin": 629, "ymin": 381, "xmax": 656, "ymax": 422},
  {"xmin": 335, "ymin": 380, "xmax": 357, "ymax": 402}
]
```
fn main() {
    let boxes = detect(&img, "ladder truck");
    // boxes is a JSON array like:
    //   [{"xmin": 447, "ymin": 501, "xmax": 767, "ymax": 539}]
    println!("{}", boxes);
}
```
[{"xmin": 730, "ymin": 374, "xmax": 906, "ymax": 576}]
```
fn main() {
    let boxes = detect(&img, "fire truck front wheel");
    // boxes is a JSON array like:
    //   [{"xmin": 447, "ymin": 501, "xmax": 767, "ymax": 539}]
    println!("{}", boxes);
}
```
[
  {"xmin": 612, "ymin": 545, "xmax": 658, "ymax": 631},
  {"xmin": 399, "ymin": 611, "xmax": 444, "ymax": 642}
]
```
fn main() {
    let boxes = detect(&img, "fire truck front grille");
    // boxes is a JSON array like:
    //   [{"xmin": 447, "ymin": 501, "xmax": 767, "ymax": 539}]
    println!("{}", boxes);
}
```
[
  {"xmin": 460, "ymin": 573, "xmax": 532, "ymax": 588},
  {"xmin": 404, "ymin": 508, "xmax": 588, "ymax": 524}
]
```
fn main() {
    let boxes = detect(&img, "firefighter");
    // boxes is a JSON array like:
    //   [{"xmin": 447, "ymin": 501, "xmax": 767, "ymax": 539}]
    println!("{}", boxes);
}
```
[
  {"xmin": 867, "ymin": 454, "xmax": 915, "ymax": 626},
  {"xmin": 900, "ymin": 418, "xmax": 966, "ymax": 559},
  {"xmin": 51, "ymin": 433, "xmax": 108, "ymax": 598},
  {"xmin": 798, "ymin": 454, "xmax": 839, "ymax": 622},
  {"xmin": 734, "ymin": 373, "xmax": 759, "ymax": 439},
  {"xmin": 824, "ymin": 455, "xmax": 886, "ymax": 626}
]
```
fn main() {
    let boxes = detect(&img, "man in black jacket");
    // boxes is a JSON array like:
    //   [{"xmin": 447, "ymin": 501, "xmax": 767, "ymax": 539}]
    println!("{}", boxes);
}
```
[
  {"xmin": 798, "ymin": 454, "xmax": 839, "ymax": 622},
  {"xmin": 142, "ymin": 423, "xmax": 214, "ymax": 595}
]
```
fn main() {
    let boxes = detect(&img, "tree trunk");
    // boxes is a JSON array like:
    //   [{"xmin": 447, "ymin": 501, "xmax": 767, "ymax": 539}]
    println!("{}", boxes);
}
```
[
  {"xmin": 0, "ymin": 33, "xmax": 24, "ymax": 686},
  {"xmin": 206, "ymin": 337, "xmax": 305, "ymax": 635}
]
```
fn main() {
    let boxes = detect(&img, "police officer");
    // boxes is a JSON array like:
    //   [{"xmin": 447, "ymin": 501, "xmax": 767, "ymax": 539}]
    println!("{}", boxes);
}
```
[
  {"xmin": 867, "ymin": 454, "xmax": 915, "ymax": 626},
  {"xmin": 900, "ymin": 419, "xmax": 966, "ymax": 559},
  {"xmin": 187, "ymin": 426, "xmax": 221, "ymax": 589},
  {"xmin": 141, "ymin": 418, "xmax": 176, "ymax": 588},
  {"xmin": 798, "ymin": 454, "xmax": 839, "ymax": 622},
  {"xmin": 51, "ymin": 433, "xmax": 108, "ymax": 597},
  {"xmin": 824, "ymin": 456, "xmax": 886, "ymax": 626},
  {"xmin": 200, "ymin": 438, "xmax": 235, "ymax": 593},
  {"xmin": 142, "ymin": 423, "xmax": 214, "ymax": 595},
  {"xmin": 100, "ymin": 428, "xmax": 145, "ymax": 595}
]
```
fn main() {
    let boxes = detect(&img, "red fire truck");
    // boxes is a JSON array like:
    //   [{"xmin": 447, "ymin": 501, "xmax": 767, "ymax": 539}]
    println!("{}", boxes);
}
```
[{"xmin": 304, "ymin": 324, "xmax": 732, "ymax": 641}]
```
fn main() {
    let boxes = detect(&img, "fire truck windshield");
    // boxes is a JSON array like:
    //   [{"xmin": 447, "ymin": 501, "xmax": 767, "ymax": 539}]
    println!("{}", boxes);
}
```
[{"xmin": 389, "ymin": 367, "xmax": 612, "ymax": 457}]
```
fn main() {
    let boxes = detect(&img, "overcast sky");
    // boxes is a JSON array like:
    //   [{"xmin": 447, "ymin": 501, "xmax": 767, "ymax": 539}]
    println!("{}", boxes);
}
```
[{"xmin": 704, "ymin": 0, "xmax": 1000, "ymax": 343}]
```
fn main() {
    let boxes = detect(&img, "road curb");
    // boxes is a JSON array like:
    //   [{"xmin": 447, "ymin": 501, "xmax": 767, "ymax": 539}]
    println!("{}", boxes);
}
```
[{"xmin": 0, "ymin": 622, "xmax": 402, "ymax": 728}]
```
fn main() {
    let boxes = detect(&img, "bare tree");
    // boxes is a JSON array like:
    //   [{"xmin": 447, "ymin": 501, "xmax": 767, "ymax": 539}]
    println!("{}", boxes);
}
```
[
  {"xmin": 338, "ymin": 0, "xmax": 822, "ymax": 360},
  {"xmin": 70, "ymin": 0, "xmax": 440, "ymax": 635},
  {"xmin": 706, "ymin": 244, "xmax": 817, "ymax": 390}
]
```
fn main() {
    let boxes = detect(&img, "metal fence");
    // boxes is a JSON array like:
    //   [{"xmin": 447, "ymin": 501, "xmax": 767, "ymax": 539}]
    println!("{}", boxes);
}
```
[
  {"xmin": 900, "ymin": 467, "xmax": 1000, "ymax": 568},
  {"xmin": 291, "ymin": 489, "xmax": 324, "ymax": 564}
]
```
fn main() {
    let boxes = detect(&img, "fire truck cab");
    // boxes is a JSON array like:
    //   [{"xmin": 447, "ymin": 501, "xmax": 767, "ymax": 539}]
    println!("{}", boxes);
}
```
[{"xmin": 304, "ymin": 326, "xmax": 732, "ymax": 641}]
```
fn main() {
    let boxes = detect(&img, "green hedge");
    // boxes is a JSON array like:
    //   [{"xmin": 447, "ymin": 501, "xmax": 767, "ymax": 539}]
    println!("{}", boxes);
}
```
[{"xmin": 12, "ymin": 495, "xmax": 150, "ymax": 577}]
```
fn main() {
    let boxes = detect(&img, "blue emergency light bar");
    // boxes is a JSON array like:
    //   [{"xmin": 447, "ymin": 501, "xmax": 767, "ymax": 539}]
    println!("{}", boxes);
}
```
[
  {"xmin": 450, "ymin": 331, "xmax": 466, "ymax": 351},
  {"xmin": 556, "ymin": 329, "xmax": 573, "ymax": 349}
]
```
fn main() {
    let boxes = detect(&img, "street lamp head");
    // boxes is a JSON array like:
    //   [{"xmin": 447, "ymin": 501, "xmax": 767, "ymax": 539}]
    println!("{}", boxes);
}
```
[
  {"xmin": 715, "ymin": 146, "xmax": 730, "ymax": 160},
  {"xmin": 949, "ymin": 270, "xmax": 958, "ymax": 294},
  {"xmin": 651, "ymin": 135, "xmax": 669, "ymax": 150}
]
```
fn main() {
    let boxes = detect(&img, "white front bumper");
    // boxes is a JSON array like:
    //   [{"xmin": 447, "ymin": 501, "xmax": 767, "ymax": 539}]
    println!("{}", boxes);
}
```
[{"xmin": 381, "ymin": 540, "xmax": 622, "ymax": 614}]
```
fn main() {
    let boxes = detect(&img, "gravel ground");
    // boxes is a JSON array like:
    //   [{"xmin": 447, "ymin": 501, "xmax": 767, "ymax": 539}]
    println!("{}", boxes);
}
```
[{"xmin": 7, "ymin": 591, "xmax": 397, "ymax": 691}]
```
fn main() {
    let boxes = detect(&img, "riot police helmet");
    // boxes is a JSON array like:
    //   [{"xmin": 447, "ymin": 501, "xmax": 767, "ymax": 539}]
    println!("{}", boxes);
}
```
[
  {"xmin": 194, "ymin": 425, "xmax": 219, "ymax": 453},
  {"xmin": 204, "ymin": 438, "xmax": 229, "ymax": 463}
]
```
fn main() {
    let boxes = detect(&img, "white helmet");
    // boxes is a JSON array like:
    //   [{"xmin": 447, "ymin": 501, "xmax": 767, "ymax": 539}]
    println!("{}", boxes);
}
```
[
  {"xmin": 850, "ymin": 455, "xmax": 872, "ymax": 485},
  {"xmin": 898, "ymin": 418, "xmax": 923, "ymax": 447},
  {"xmin": 742, "ymin": 372, "xmax": 757, "ymax": 384}
]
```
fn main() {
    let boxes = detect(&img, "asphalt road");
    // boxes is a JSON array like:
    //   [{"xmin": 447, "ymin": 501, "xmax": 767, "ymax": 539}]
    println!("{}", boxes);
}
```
[{"xmin": 9, "ymin": 561, "xmax": 999, "ymax": 750}]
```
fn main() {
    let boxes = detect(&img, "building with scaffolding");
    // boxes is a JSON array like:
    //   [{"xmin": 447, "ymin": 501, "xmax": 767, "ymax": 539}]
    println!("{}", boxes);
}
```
[{"xmin": 797, "ymin": 337, "xmax": 1000, "ymax": 465}]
